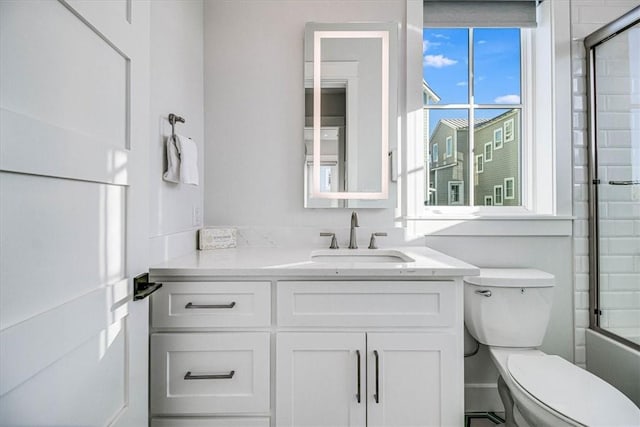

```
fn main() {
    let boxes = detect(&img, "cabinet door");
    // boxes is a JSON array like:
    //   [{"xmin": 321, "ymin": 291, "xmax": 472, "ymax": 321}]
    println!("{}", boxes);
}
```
[
  {"xmin": 367, "ymin": 333, "xmax": 462, "ymax": 427},
  {"xmin": 276, "ymin": 333, "xmax": 366, "ymax": 427}
]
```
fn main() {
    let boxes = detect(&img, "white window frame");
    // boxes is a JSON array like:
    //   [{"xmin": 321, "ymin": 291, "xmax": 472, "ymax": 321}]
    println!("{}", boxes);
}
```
[
  {"xmin": 504, "ymin": 177, "xmax": 515, "ymax": 200},
  {"xmin": 494, "ymin": 185, "xmax": 504, "ymax": 205},
  {"xmin": 493, "ymin": 128, "xmax": 503, "ymax": 150},
  {"xmin": 406, "ymin": 0, "xmax": 573, "ymax": 231},
  {"xmin": 445, "ymin": 136, "xmax": 453, "ymax": 158},
  {"xmin": 484, "ymin": 142, "xmax": 493, "ymax": 162},
  {"xmin": 484, "ymin": 195, "xmax": 493, "ymax": 206},
  {"xmin": 432, "ymin": 144, "xmax": 439, "ymax": 163},
  {"xmin": 476, "ymin": 154, "xmax": 484, "ymax": 173},
  {"xmin": 448, "ymin": 181, "xmax": 464, "ymax": 205},
  {"xmin": 504, "ymin": 118, "xmax": 515, "ymax": 142}
]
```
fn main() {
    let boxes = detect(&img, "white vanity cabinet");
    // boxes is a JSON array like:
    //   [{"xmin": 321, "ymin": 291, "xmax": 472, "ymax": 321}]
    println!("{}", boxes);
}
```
[
  {"xmin": 275, "ymin": 280, "xmax": 463, "ymax": 427},
  {"xmin": 149, "ymin": 246, "xmax": 475, "ymax": 427}
]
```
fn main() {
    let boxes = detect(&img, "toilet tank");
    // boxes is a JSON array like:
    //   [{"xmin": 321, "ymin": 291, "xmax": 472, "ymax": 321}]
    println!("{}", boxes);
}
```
[{"xmin": 464, "ymin": 268, "xmax": 555, "ymax": 348}]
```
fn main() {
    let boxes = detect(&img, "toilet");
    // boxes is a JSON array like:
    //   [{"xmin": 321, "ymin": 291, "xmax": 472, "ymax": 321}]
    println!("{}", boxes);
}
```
[{"xmin": 464, "ymin": 268, "xmax": 640, "ymax": 427}]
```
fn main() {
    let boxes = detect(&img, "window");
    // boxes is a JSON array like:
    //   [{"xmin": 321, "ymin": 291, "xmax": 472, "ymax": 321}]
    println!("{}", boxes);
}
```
[
  {"xmin": 504, "ymin": 118, "xmax": 515, "ymax": 142},
  {"xmin": 432, "ymin": 144, "xmax": 439, "ymax": 163},
  {"xmin": 484, "ymin": 195, "xmax": 493, "ymax": 206},
  {"xmin": 494, "ymin": 185, "xmax": 503, "ymax": 205},
  {"xmin": 423, "ymin": 27, "xmax": 522, "ymax": 207},
  {"xmin": 484, "ymin": 142, "xmax": 493, "ymax": 162},
  {"xmin": 504, "ymin": 177, "xmax": 515, "ymax": 199},
  {"xmin": 448, "ymin": 181, "xmax": 464, "ymax": 205},
  {"xmin": 494, "ymin": 128, "xmax": 503, "ymax": 149}
]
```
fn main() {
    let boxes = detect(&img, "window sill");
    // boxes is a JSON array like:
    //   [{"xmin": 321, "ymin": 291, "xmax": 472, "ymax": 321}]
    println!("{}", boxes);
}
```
[{"xmin": 403, "ymin": 214, "xmax": 574, "ymax": 237}]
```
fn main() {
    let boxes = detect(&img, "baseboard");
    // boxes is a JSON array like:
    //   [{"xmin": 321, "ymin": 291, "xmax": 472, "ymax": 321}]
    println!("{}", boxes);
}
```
[{"xmin": 465, "ymin": 383, "xmax": 504, "ymax": 413}]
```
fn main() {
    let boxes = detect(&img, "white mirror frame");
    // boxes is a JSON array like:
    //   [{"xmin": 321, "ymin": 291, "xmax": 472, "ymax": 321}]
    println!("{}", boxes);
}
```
[{"xmin": 311, "ymin": 29, "xmax": 391, "ymax": 200}]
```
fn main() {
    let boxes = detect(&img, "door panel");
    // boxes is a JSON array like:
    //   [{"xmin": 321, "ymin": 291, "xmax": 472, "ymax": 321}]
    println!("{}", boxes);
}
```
[
  {"xmin": 0, "ymin": 0, "xmax": 129, "ymax": 147},
  {"xmin": 276, "ymin": 333, "xmax": 366, "ymax": 427},
  {"xmin": 367, "ymin": 333, "xmax": 461, "ymax": 427},
  {"xmin": 0, "ymin": 0, "xmax": 149, "ymax": 425}
]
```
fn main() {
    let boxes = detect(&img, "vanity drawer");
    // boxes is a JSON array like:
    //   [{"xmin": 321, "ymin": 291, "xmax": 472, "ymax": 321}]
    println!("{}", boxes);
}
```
[
  {"xmin": 152, "ymin": 281, "xmax": 271, "ymax": 328},
  {"xmin": 150, "ymin": 332, "xmax": 270, "ymax": 415},
  {"xmin": 277, "ymin": 281, "xmax": 456, "ymax": 327}
]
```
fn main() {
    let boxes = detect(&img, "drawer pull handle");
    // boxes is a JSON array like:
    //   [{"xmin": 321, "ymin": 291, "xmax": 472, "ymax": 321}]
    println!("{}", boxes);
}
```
[
  {"xmin": 373, "ymin": 350, "xmax": 380, "ymax": 404},
  {"xmin": 185, "ymin": 301, "xmax": 237, "ymax": 309},
  {"xmin": 184, "ymin": 370, "xmax": 235, "ymax": 380},
  {"xmin": 356, "ymin": 350, "xmax": 362, "ymax": 403}
]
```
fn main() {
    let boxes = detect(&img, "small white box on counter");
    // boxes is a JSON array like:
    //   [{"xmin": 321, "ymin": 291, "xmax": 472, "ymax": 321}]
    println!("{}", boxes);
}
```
[{"xmin": 198, "ymin": 227, "xmax": 237, "ymax": 250}]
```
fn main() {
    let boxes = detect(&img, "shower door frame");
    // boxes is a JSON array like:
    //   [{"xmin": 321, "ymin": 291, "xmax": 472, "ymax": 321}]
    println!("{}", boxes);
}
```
[{"xmin": 585, "ymin": 5, "xmax": 640, "ymax": 351}]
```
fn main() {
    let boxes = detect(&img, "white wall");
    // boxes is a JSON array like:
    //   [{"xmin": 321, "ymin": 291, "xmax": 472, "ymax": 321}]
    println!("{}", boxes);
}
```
[
  {"xmin": 149, "ymin": 0, "xmax": 205, "ymax": 264},
  {"xmin": 202, "ymin": 0, "xmax": 575, "ymax": 412},
  {"xmin": 203, "ymin": 0, "xmax": 403, "ymax": 228}
]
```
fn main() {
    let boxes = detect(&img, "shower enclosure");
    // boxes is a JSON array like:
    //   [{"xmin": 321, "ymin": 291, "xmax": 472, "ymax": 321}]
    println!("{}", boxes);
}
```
[{"xmin": 585, "ymin": 6, "xmax": 640, "ymax": 351}]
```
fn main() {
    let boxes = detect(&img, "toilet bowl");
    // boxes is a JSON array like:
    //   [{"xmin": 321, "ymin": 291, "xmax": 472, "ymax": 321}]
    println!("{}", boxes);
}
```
[{"xmin": 464, "ymin": 268, "xmax": 640, "ymax": 427}]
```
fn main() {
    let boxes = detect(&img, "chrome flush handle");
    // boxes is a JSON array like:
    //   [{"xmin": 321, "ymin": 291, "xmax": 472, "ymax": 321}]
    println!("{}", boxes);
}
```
[{"xmin": 475, "ymin": 290, "xmax": 492, "ymax": 297}]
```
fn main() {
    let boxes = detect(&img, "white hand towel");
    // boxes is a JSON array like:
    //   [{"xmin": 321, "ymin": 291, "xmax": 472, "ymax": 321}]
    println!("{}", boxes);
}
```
[
  {"xmin": 175, "ymin": 134, "xmax": 199, "ymax": 185},
  {"xmin": 163, "ymin": 135, "xmax": 180, "ymax": 183}
]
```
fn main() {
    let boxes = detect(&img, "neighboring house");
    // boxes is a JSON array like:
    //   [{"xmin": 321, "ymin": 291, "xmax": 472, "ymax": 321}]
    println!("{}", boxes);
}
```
[
  {"xmin": 426, "ymin": 109, "xmax": 520, "ymax": 206},
  {"xmin": 473, "ymin": 109, "xmax": 521, "ymax": 206}
]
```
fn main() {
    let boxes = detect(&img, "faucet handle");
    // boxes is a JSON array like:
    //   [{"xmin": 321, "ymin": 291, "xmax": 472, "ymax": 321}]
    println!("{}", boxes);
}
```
[
  {"xmin": 320, "ymin": 232, "xmax": 339, "ymax": 249},
  {"xmin": 368, "ymin": 232, "xmax": 388, "ymax": 250}
]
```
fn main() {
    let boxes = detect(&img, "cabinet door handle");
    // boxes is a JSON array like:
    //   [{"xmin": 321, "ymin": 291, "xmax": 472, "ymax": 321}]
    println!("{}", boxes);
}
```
[
  {"xmin": 184, "ymin": 370, "xmax": 235, "ymax": 380},
  {"xmin": 356, "ymin": 350, "xmax": 362, "ymax": 403},
  {"xmin": 185, "ymin": 301, "xmax": 236, "ymax": 309},
  {"xmin": 373, "ymin": 350, "xmax": 380, "ymax": 404}
]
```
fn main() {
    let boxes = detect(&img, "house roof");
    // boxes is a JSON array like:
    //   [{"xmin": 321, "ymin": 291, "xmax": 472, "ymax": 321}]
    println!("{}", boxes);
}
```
[
  {"xmin": 440, "ymin": 118, "xmax": 490, "ymax": 130},
  {"xmin": 422, "ymin": 80, "xmax": 440, "ymax": 103}
]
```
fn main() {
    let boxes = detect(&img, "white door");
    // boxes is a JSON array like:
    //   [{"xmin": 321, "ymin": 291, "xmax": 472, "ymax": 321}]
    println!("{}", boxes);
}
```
[
  {"xmin": 0, "ymin": 1, "xmax": 150, "ymax": 425},
  {"xmin": 276, "ymin": 333, "xmax": 366, "ymax": 427},
  {"xmin": 367, "ymin": 333, "xmax": 461, "ymax": 427}
]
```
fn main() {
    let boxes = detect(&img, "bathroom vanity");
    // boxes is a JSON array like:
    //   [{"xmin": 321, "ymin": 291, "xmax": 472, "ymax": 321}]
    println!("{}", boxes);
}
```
[{"xmin": 148, "ymin": 247, "xmax": 478, "ymax": 427}]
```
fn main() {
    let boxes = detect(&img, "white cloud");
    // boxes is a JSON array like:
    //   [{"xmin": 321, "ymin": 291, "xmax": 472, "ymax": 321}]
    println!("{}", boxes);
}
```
[
  {"xmin": 424, "ymin": 54, "xmax": 457, "ymax": 68},
  {"xmin": 478, "ymin": 40, "xmax": 487, "ymax": 45},
  {"xmin": 433, "ymin": 33, "xmax": 450, "ymax": 40},
  {"xmin": 456, "ymin": 81, "xmax": 467, "ymax": 86},
  {"xmin": 494, "ymin": 94, "xmax": 521, "ymax": 104}
]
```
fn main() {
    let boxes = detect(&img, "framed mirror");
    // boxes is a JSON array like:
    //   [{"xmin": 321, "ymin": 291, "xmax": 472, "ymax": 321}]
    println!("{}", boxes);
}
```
[{"xmin": 304, "ymin": 22, "xmax": 398, "ymax": 208}]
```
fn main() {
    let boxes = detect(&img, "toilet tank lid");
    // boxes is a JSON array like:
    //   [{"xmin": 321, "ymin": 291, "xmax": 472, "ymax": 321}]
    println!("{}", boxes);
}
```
[{"xmin": 464, "ymin": 268, "xmax": 555, "ymax": 287}]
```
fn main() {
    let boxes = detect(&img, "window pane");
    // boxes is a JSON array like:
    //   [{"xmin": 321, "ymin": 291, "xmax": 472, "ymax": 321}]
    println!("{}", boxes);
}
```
[
  {"xmin": 423, "ymin": 28, "xmax": 468, "ymax": 104},
  {"xmin": 473, "ymin": 28, "xmax": 521, "ymax": 105},
  {"xmin": 426, "ymin": 109, "xmax": 470, "ymax": 206},
  {"xmin": 473, "ymin": 109, "xmax": 521, "ymax": 206}
]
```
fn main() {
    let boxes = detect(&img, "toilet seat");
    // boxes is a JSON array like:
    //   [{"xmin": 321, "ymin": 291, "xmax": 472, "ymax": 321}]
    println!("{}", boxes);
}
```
[{"xmin": 507, "ymin": 354, "xmax": 640, "ymax": 427}]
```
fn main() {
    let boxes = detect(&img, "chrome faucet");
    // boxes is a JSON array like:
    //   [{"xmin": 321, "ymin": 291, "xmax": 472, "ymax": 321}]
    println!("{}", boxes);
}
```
[{"xmin": 348, "ymin": 211, "xmax": 359, "ymax": 249}]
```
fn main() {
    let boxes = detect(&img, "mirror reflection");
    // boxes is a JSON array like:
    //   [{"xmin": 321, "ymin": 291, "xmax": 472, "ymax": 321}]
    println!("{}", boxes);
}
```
[{"xmin": 304, "ymin": 23, "xmax": 396, "ymax": 208}]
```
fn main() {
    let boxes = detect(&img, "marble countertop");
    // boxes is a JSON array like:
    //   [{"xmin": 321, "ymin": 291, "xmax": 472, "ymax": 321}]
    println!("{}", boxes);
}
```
[{"xmin": 149, "ymin": 246, "xmax": 479, "ymax": 278}]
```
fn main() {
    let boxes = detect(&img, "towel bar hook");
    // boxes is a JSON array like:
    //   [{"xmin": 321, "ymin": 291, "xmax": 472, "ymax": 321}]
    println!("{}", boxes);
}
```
[{"xmin": 168, "ymin": 113, "xmax": 185, "ymax": 138}]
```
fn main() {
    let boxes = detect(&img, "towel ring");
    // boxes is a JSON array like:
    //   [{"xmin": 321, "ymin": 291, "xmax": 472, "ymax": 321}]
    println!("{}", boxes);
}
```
[{"xmin": 168, "ymin": 113, "xmax": 185, "ymax": 139}]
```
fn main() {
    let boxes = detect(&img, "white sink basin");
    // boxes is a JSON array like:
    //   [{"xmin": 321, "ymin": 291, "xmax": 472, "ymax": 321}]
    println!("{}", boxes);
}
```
[{"xmin": 310, "ymin": 249, "xmax": 415, "ymax": 264}]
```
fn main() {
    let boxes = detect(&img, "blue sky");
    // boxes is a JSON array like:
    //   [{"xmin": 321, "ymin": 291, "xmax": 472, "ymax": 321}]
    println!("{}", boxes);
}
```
[{"xmin": 423, "ymin": 28, "xmax": 521, "ymax": 135}]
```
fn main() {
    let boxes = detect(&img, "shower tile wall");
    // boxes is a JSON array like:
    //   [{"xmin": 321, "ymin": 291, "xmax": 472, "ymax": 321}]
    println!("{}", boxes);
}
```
[
  {"xmin": 595, "ymin": 30, "xmax": 640, "ymax": 344},
  {"xmin": 571, "ymin": 0, "xmax": 640, "ymax": 367}
]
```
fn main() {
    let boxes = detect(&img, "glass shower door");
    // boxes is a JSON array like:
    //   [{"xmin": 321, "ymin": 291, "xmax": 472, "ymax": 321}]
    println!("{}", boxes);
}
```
[{"xmin": 587, "ymin": 16, "xmax": 640, "ymax": 349}]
